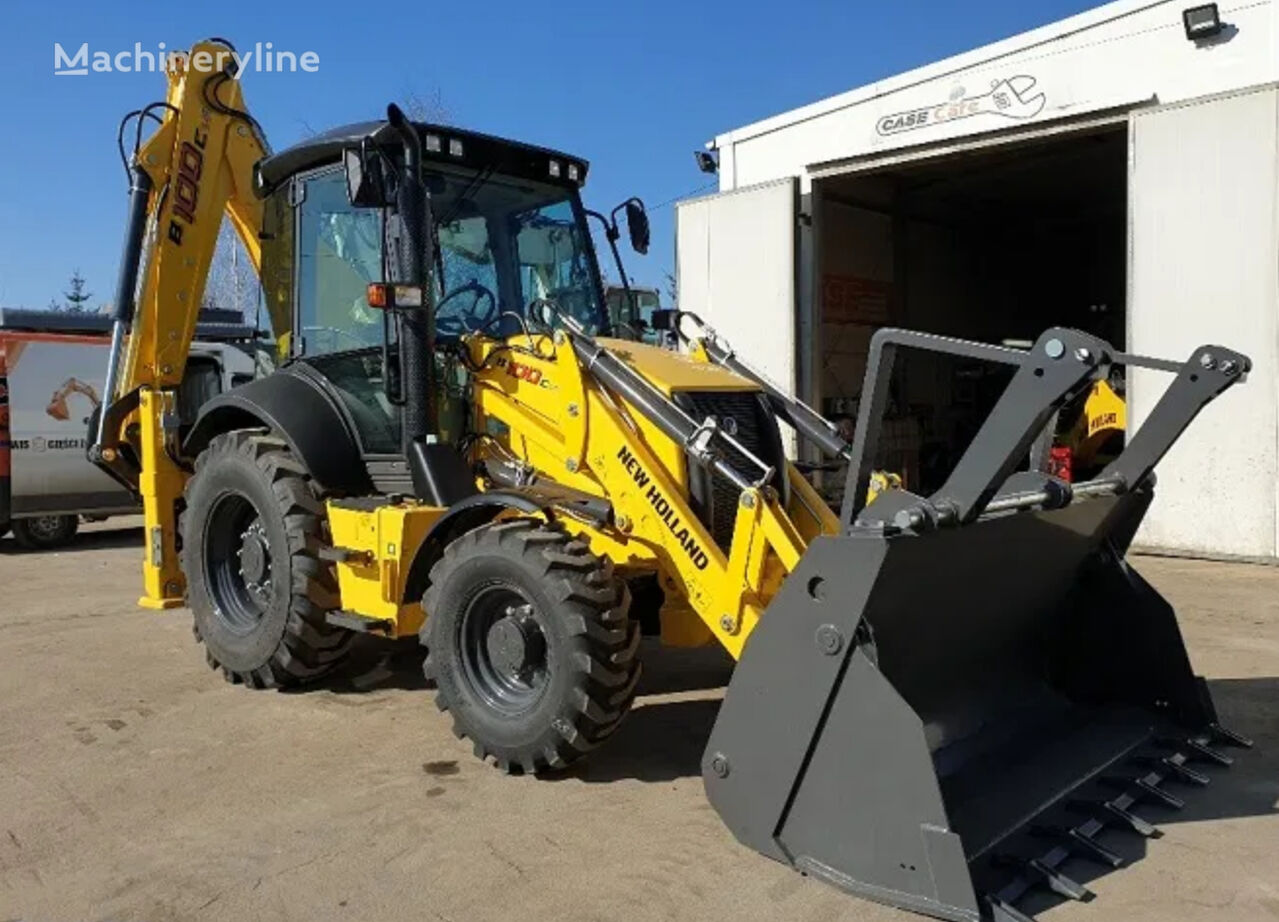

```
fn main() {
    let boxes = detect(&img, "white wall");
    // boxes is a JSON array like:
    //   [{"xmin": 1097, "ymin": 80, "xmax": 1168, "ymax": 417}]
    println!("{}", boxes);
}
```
[
  {"xmin": 717, "ymin": 0, "xmax": 1277, "ymax": 191},
  {"xmin": 1128, "ymin": 86, "xmax": 1279, "ymax": 557}
]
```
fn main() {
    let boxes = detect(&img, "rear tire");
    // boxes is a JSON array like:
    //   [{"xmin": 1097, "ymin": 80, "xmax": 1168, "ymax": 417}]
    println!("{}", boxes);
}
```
[
  {"xmin": 424, "ymin": 519, "xmax": 641, "ymax": 774},
  {"xmin": 12, "ymin": 514, "xmax": 78, "ymax": 550},
  {"xmin": 182, "ymin": 430, "xmax": 353, "ymax": 688}
]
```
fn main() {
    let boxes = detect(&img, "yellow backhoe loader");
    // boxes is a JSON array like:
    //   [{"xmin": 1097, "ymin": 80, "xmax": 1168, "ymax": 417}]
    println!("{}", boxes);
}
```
[{"xmin": 91, "ymin": 40, "xmax": 1253, "ymax": 922}]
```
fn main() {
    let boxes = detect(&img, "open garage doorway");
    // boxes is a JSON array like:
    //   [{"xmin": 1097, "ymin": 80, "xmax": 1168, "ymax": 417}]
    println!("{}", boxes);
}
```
[{"xmin": 811, "ymin": 124, "xmax": 1128, "ymax": 493}]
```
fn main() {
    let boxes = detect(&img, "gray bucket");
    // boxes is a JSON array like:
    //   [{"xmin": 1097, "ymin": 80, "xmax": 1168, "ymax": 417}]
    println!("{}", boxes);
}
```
[{"xmin": 702, "ymin": 328, "xmax": 1252, "ymax": 922}]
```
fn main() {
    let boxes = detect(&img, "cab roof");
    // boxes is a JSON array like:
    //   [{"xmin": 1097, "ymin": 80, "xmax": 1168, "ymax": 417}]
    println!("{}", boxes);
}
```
[{"xmin": 255, "ymin": 120, "xmax": 590, "ymax": 198}]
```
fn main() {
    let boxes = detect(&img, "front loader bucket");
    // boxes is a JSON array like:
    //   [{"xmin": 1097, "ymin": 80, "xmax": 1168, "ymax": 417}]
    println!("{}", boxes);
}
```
[{"xmin": 703, "ymin": 329, "xmax": 1253, "ymax": 922}]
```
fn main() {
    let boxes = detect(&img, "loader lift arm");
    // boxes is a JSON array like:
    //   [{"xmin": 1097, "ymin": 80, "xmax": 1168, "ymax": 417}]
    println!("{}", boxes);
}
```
[{"xmin": 90, "ymin": 40, "xmax": 276, "ymax": 607}]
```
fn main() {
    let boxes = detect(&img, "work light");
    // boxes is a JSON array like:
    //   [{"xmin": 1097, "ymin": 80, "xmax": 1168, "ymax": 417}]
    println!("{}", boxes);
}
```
[{"xmin": 1183, "ymin": 4, "xmax": 1223, "ymax": 40}]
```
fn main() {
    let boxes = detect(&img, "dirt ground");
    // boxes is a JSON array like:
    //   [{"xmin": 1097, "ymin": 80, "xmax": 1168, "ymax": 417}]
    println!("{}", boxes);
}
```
[{"xmin": 0, "ymin": 518, "xmax": 1275, "ymax": 922}]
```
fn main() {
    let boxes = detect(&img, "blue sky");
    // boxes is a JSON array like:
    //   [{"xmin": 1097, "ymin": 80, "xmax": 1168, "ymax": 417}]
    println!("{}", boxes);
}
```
[{"xmin": 0, "ymin": 0, "xmax": 1099, "ymax": 309}]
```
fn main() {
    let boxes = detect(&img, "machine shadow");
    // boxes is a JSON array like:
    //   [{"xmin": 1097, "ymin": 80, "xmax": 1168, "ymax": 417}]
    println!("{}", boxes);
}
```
[
  {"xmin": 559, "ymin": 697, "xmax": 723, "ymax": 784},
  {"xmin": 303, "ymin": 635, "xmax": 736, "ymax": 700},
  {"xmin": 300, "ymin": 635, "xmax": 433, "ymax": 694},
  {"xmin": 1161, "ymin": 676, "xmax": 1279, "ymax": 825},
  {"xmin": 633, "ymin": 639, "xmax": 735, "ymax": 696},
  {"xmin": 552, "ymin": 641, "xmax": 734, "ymax": 784}
]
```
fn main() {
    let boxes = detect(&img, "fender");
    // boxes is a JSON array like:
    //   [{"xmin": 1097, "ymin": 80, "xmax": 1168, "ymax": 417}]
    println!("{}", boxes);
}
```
[
  {"xmin": 184, "ymin": 365, "xmax": 372, "ymax": 495},
  {"xmin": 401, "ymin": 492, "xmax": 546, "ymax": 607},
  {"xmin": 399, "ymin": 489, "xmax": 608, "ymax": 607}
]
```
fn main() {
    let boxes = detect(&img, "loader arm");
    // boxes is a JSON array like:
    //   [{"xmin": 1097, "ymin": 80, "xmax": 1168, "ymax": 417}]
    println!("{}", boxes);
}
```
[
  {"xmin": 464, "ymin": 330, "xmax": 811, "ymax": 657},
  {"xmin": 91, "ymin": 41, "xmax": 274, "ymax": 607}
]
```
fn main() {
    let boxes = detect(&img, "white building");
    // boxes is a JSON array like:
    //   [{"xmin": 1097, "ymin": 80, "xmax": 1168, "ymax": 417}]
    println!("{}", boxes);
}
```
[{"xmin": 677, "ymin": 0, "xmax": 1279, "ymax": 559}]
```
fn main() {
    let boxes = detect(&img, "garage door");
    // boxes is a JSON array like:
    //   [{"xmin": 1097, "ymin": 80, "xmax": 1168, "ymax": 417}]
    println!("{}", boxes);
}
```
[
  {"xmin": 675, "ymin": 179, "xmax": 799, "ymax": 401},
  {"xmin": 1128, "ymin": 86, "xmax": 1279, "ymax": 558}
]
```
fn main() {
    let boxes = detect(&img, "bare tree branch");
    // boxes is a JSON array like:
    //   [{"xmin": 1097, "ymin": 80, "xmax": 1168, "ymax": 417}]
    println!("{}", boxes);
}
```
[
  {"xmin": 205, "ymin": 220, "xmax": 259, "ymax": 321},
  {"xmin": 400, "ymin": 86, "xmax": 452, "ymax": 125}
]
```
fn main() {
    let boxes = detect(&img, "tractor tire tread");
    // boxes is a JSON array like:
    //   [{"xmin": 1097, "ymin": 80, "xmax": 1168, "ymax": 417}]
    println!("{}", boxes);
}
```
[
  {"xmin": 422, "ymin": 519, "xmax": 640, "ymax": 775},
  {"xmin": 182, "ymin": 430, "xmax": 353, "ymax": 688}
]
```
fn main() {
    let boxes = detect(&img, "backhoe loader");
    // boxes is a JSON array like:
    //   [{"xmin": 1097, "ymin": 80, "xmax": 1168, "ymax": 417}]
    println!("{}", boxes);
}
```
[{"xmin": 91, "ymin": 39, "xmax": 1253, "ymax": 922}]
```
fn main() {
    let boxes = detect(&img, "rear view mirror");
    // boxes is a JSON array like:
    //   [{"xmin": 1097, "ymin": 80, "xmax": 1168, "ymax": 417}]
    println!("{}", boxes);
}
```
[
  {"xmin": 344, "ymin": 140, "xmax": 387, "ymax": 207},
  {"xmin": 624, "ymin": 199, "xmax": 650, "ymax": 255}
]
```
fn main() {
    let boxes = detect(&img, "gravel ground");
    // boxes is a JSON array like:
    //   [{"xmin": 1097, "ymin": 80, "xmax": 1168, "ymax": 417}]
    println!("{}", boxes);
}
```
[{"xmin": 1, "ymin": 518, "xmax": 1275, "ymax": 922}]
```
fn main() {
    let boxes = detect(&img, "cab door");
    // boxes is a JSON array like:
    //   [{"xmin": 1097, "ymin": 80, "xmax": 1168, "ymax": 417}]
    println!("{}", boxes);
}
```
[{"xmin": 287, "ymin": 166, "xmax": 403, "ymax": 462}]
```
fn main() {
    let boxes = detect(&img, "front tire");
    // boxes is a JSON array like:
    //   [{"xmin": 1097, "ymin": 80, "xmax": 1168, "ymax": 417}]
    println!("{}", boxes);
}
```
[
  {"xmin": 182, "ymin": 430, "xmax": 353, "ymax": 688},
  {"xmin": 12, "ymin": 514, "xmax": 78, "ymax": 550},
  {"xmin": 424, "ymin": 519, "xmax": 641, "ymax": 774}
]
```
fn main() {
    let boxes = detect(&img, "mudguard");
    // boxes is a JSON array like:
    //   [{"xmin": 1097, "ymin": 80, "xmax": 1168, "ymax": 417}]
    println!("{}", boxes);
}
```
[
  {"xmin": 184, "ymin": 365, "xmax": 371, "ymax": 496},
  {"xmin": 399, "ymin": 486, "xmax": 611, "ymax": 606}
]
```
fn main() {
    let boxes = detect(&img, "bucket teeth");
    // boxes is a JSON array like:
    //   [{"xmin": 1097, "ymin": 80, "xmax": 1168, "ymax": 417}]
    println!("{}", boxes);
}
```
[
  {"xmin": 1182, "ymin": 738, "xmax": 1234, "ymax": 766},
  {"xmin": 1133, "ymin": 754, "xmax": 1210, "ymax": 786},
  {"xmin": 1068, "ymin": 798, "xmax": 1162, "ymax": 838},
  {"xmin": 1030, "ymin": 824, "xmax": 1124, "ymax": 868},
  {"xmin": 1208, "ymin": 722, "xmax": 1254, "ymax": 749},
  {"xmin": 993, "ymin": 855, "xmax": 1093, "ymax": 902},
  {"xmin": 986, "ymin": 895, "xmax": 1037, "ymax": 922},
  {"xmin": 978, "ymin": 727, "xmax": 1248, "ymax": 922},
  {"xmin": 1104, "ymin": 801, "xmax": 1160, "ymax": 838},
  {"xmin": 1134, "ymin": 777, "xmax": 1185, "ymax": 809},
  {"xmin": 1102, "ymin": 775, "xmax": 1186, "ymax": 810}
]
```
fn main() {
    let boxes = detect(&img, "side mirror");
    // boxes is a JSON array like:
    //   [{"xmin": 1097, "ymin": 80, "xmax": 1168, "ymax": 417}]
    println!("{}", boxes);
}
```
[
  {"xmin": 624, "ymin": 199, "xmax": 650, "ymax": 255},
  {"xmin": 344, "ymin": 139, "xmax": 386, "ymax": 207}
]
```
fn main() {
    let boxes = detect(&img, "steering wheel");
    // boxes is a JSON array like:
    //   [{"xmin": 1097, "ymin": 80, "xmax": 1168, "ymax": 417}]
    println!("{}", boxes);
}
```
[{"xmin": 435, "ymin": 280, "xmax": 499, "ymax": 337}]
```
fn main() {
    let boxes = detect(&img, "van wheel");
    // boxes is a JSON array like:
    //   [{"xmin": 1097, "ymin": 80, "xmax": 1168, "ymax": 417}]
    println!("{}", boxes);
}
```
[
  {"xmin": 12, "ymin": 515, "xmax": 78, "ymax": 550},
  {"xmin": 424, "ymin": 519, "xmax": 641, "ymax": 774},
  {"xmin": 182, "ymin": 430, "xmax": 353, "ymax": 688}
]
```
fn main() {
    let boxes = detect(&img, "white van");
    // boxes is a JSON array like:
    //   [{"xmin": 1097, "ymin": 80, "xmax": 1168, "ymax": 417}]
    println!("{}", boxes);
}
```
[{"xmin": 0, "ymin": 309, "xmax": 266, "ymax": 549}]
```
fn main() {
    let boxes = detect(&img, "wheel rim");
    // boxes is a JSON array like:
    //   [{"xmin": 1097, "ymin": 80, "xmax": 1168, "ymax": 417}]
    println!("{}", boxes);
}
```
[
  {"xmin": 26, "ymin": 516, "xmax": 65, "ymax": 540},
  {"xmin": 203, "ymin": 492, "xmax": 274, "ymax": 633},
  {"xmin": 460, "ymin": 583, "xmax": 550, "ymax": 715}
]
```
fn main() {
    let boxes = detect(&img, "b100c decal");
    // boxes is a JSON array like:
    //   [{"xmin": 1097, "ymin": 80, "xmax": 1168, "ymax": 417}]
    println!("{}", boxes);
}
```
[
  {"xmin": 617, "ymin": 445, "xmax": 710, "ymax": 570},
  {"xmin": 494, "ymin": 356, "xmax": 553, "ymax": 389},
  {"xmin": 168, "ymin": 121, "xmax": 210, "ymax": 245}
]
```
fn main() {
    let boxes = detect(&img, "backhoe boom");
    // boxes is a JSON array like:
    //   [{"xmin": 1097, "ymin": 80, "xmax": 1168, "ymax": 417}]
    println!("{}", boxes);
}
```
[{"xmin": 92, "ymin": 40, "xmax": 274, "ymax": 607}]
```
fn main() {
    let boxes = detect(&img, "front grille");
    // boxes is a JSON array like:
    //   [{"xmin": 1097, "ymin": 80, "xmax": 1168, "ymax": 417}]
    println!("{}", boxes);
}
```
[{"xmin": 674, "ymin": 391, "xmax": 785, "ymax": 552}]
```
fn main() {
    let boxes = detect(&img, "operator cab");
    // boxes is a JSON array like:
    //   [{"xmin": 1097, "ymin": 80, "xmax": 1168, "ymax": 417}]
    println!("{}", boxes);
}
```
[{"xmin": 252, "ymin": 119, "xmax": 647, "ymax": 487}]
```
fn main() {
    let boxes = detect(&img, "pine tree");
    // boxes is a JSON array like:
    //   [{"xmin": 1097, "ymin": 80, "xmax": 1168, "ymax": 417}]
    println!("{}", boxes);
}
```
[{"xmin": 62, "ymin": 270, "xmax": 93, "ymax": 314}]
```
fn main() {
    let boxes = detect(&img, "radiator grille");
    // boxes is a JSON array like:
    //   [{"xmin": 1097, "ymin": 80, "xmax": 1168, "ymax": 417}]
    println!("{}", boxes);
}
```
[{"xmin": 673, "ymin": 391, "xmax": 785, "ymax": 553}]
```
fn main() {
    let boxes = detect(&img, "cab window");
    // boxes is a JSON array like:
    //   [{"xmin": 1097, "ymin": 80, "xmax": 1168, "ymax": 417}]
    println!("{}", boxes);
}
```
[
  {"xmin": 295, "ymin": 168, "xmax": 385, "ymax": 357},
  {"xmin": 292, "ymin": 167, "xmax": 400, "ymax": 455}
]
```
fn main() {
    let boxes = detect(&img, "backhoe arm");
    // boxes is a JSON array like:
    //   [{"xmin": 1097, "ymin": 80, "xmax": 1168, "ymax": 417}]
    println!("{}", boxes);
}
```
[{"xmin": 91, "ymin": 40, "xmax": 275, "ymax": 608}]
